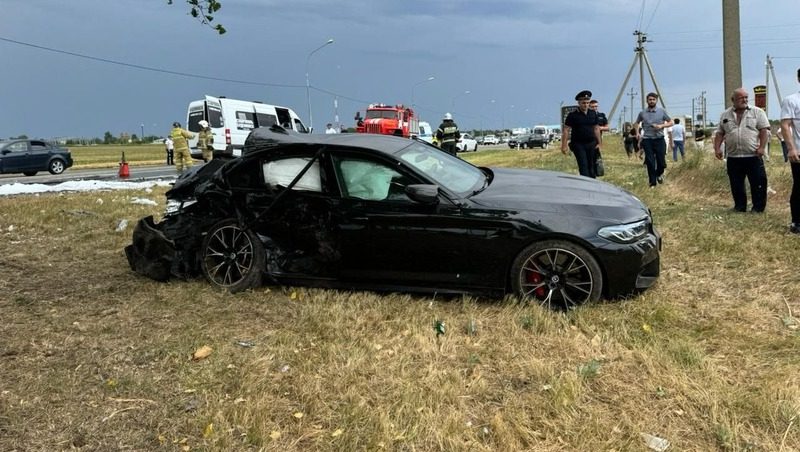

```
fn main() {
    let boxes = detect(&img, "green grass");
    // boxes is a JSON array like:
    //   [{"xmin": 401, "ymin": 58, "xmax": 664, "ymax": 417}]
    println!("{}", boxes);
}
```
[
  {"xmin": 0, "ymin": 135, "xmax": 799, "ymax": 450},
  {"xmin": 68, "ymin": 143, "xmax": 166, "ymax": 168}
]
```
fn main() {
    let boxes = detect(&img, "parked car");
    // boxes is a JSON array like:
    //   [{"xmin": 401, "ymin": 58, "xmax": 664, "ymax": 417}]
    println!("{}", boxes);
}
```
[
  {"xmin": 526, "ymin": 130, "xmax": 549, "ymax": 149},
  {"xmin": 456, "ymin": 132, "xmax": 478, "ymax": 152},
  {"xmin": 125, "ymin": 126, "xmax": 660, "ymax": 309},
  {"xmin": 508, "ymin": 134, "xmax": 531, "ymax": 149},
  {"xmin": 483, "ymin": 135, "xmax": 499, "ymax": 145},
  {"xmin": 0, "ymin": 139, "xmax": 73, "ymax": 176}
]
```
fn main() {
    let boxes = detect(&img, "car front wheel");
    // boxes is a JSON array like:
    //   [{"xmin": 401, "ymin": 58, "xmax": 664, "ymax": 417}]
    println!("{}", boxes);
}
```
[
  {"xmin": 511, "ymin": 240, "xmax": 602, "ymax": 309},
  {"xmin": 48, "ymin": 159, "xmax": 66, "ymax": 175},
  {"xmin": 201, "ymin": 219, "xmax": 265, "ymax": 292}
]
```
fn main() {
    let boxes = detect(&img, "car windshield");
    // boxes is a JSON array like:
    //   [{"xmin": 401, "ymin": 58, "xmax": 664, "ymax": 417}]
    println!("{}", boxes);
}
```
[{"xmin": 397, "ymin": 141, "xmax": 485, "ymax": 195}]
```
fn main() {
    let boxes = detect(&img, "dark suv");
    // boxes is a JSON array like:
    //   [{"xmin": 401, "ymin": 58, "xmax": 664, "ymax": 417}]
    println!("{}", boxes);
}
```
[{"xmin": 0, "ymin": 139, "xmax": 73, "ymax": 176}]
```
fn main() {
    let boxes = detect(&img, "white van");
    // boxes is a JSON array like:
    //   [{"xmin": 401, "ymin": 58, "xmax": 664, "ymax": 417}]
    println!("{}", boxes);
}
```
[
  {"xmin": 415, "ymin": 121, "xmax": 435, "ymax": 144},
  {"xmin": 186, "ymin": 95, "xmax": 308, "ymax": 159}
]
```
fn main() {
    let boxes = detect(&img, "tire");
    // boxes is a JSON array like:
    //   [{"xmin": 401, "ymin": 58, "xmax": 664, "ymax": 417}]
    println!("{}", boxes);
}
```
[
  {"xmin": 48, "ymin": 159, "xmax": 66, "ymax": 175},
  {"xmin": 23, "ymin": 171, "xmax": 38, "ymax": 176},
  {"xmin": 200, "ymin": 219, "xmax": 265, "ymax": 293},
  {"xmin": 511, "ymin": 240, "xmax": 602, "ymax": 309},
  {"xmin": 473, "ymin": 144, "xmax": 478, "ymax": 152}
]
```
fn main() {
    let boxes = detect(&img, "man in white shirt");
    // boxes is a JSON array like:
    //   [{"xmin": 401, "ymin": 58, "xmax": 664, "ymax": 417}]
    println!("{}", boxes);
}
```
[
  {"xmin": 325, "ymin": 123, "xmax": 338, "ymax": 134},
  {"xmin": 669, "ymin": 118, "xmax": 685, "ymax": 161},
  {"xmin": 780, "ymin": 68, "xmax": 800, "ymax": 234}
]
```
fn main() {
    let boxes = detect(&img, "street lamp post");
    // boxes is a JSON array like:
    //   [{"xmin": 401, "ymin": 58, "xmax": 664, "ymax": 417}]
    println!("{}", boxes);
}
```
[
  {"xmin": 305, "ymin": 38, "xmax": 334, "ymax": 132},
  {"xmin": 411, "ymin": 76, "xmax": 435, "ymax": 110},
  {"xmin": 140, "ymin": 123, "xmax": 144, "ymax": 142}
]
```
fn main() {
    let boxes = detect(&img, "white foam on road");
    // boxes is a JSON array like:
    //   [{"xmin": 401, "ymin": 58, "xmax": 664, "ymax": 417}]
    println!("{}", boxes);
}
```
[{"xmin": 0, "ymin": 179, "xmax": 173, "ymax": 196}]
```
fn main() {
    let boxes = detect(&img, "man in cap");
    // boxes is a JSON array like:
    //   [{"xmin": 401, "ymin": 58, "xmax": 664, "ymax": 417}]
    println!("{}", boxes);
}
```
[
  {"xmin": 561, "ymin": 90, "xmax": 602, "ymax": 178},
  {"xmin": 436, "ymin": 113, "xmax": 461, "ymax": 156},
  {"xmin": 633, "ymin": 92, "xmax": 672, "ymax": 187},
  {"xmin": 325, "ymin": 123, "xmax": 338, "ymax": 134},
  {"xmin": 170, "ymin": 122, "xmax": 195, "ymax": 174},
  {"xmin": 197, "ymin": 120, "xmax": 214, "ymax": 162}
]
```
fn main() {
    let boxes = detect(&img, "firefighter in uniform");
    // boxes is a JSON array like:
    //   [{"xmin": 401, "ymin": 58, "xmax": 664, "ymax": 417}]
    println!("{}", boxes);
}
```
[
  {"xmin": 436, "ymin": 112, "xmax": 460, "ymax": 156},
  {"xmin": 197, "ymin": 120, "xmax": 214, "ymax": 162},
  {"xmin": 170, "ymin": 122, "xmax": 195, "ymax": 174}
]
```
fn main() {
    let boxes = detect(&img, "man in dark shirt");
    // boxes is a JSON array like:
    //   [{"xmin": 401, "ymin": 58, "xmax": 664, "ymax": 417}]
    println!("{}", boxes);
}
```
[{"xmin": 561, "ymin": 90, "xmax": 601, "ymax": 178}]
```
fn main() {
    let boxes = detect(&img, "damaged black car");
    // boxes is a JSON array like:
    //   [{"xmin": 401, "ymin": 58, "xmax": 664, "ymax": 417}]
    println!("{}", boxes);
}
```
[{"xmin": 125, "ymin": 126, "xmax": 660, "ymax": 308}]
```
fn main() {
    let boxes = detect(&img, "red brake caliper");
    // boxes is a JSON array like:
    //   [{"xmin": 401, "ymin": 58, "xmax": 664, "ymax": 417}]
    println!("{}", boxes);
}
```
[{"xmin": 526, "ymin": 271, "xmax": 546, "ymax": 298}]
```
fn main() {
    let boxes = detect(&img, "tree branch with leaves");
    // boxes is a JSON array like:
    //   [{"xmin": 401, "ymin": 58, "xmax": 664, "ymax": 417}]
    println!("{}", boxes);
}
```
[{"xmin": 167, "ymin": 0, "xmax": 226, "ymax": 34}]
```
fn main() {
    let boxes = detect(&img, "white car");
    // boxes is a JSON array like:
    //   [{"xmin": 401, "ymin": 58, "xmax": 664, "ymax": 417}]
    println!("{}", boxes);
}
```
[
  {"xmin": 457, "ymin": 132, "xmax": 478, "ymax": 152},
  {"xmin": 483, "ymin": 134, "xmax": 499, "ymax": 145}
]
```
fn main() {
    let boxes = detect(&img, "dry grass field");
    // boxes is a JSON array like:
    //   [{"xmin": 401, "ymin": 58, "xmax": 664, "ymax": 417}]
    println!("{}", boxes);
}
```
[
  {"xmin": 1, "ymin": 137, "xmax": 798, "ymax": 451},
  {"xmin": 68, "ymin": 144, "xmax": 166, "ymax": 168}
]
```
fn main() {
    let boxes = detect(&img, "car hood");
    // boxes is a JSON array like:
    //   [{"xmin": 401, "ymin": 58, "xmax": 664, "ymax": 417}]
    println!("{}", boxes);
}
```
[{"xmin": 469, "ymin": 168, "xmax": 649, "ymax": 223}]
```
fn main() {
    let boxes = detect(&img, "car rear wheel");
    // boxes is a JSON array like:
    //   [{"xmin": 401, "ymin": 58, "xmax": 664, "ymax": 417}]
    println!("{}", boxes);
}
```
[
  {"xmin": 511, "ymin": 240, "xmax": 602, "ymax": 309},
  {"xmin": 23, "ymin": 171, "xmax": 38, "ymax": 176},
  {"xmin": 201, "ymin": 219, "xmax": 265, "ymax": 292},
  {"xmin": 48, "ymin": 159, "xmax": 66, "ymax": 175}
]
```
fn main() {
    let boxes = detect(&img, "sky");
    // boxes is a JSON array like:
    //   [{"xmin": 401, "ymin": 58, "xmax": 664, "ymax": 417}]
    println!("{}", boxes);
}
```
[{"xmin": 3, "ymin": 0, "xmax": 800, "ymax": 139}]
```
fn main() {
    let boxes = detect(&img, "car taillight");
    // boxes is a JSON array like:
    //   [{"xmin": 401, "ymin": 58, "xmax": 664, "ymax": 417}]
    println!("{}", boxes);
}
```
[{"xmin": 225, "ymin": 128, "xmax": 231, "ymax": 145}]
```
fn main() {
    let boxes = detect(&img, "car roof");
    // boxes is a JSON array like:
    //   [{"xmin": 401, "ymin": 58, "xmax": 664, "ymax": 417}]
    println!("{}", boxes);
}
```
[{"xmin": 244, "ymin": 126, "xmax": 416, "ymax": 156}]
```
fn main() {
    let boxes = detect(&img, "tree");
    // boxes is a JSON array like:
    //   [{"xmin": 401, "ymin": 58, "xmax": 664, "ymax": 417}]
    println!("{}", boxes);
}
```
[
  {"xmin": 168, "ymin": 0, "xmax": 226, "ymax": 34},
  {"xmin": 103, "ymin": 131, "xmax": 115, "ymax": 144}
]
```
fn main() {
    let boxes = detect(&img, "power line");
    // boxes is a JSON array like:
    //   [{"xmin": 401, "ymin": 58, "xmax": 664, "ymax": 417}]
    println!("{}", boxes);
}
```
[
  {"xmin": 0, "ymin": 35, "xmax": 304, "ymax": 89},
  {"xmin": 643, "ymin": 0, "xmax": 662, "ymax": 32}
]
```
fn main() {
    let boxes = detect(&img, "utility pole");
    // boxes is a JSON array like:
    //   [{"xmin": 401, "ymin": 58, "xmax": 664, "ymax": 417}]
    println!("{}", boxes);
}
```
[
  {"xmin": 608, "ymin": 30, "xmax": 668, "ymax": 122},
  {"xmin": 701, "ymin": 91, "xmax": 707, "ymax": 129},
  {"xmin": 722, "ymin": 0, "xmax": 742, "ymax": 108},
  {"xmin": 765, "ymin": 54, "xmax": 783, "ymax": 118},
  {"xmin": 627, "ymin": 87, "xmax": 638, "ymax": 123}
]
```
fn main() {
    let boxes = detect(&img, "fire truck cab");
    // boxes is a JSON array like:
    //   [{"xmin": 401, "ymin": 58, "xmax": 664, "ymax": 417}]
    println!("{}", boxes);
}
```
[{"xmin": 355, "ymin": 104, "xmax": 419, "ymax": 138}]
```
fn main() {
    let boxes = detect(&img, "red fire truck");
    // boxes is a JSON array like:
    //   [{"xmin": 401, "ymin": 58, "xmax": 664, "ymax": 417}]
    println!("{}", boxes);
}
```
[{"xmin": 355, "ymin": 104, "xmax": 420, "ymax": 138}]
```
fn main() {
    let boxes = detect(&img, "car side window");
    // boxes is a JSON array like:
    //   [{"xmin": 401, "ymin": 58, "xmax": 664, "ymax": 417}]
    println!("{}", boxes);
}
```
[
  {"xmin": 30, "ymin": 141, "xmax": 47, "ymax": 150},
  {"xmin": 332, "ymin": 156, "xmax": 412, "ymax": 202},
  {"xmin": 236, "ymin": 111, "xmax": 256, "ymax": 131},
  {"xmin": 7, "ymin": 142, "xmax": 27, "ymax": 152},
  {"xmin": 256, "ymin": 113, "xmax": 278, "ymax": 128},
  {"xmin": 262, "ymin": 157, "xmax": 322, "ymax": 192}
]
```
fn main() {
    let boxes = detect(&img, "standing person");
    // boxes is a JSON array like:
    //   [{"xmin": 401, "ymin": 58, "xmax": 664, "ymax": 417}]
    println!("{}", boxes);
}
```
[
  {"xmin": 170, "ymin": 122, "xmax": 195, "ymax": 174},
  {"xmin": 561, "ymin": 90, "xmax": 601, "ymax": 178},
  {"xmin": 589, "ymin": 100, "xmax": 610, "ymax": 137},
  {"xmin": 325, "ymin": 123, "xmax": 338, "ymax": 134},
  {"xmin": 714, "ymin": 88, "xmax": 770, "ymax": 213},
  {"xmin": 436, "ymin": 113, "xmax": 460, "ymax": 156},
  {"xmin": 623, "ymin": 127, "xmax": 640, "ymax": 159},
  {"xmin": 634, "ymin": 92, "xmax": 672, "ymax": 187},
  {"xmin": 670, "ymin": 117, "xmax": 686, "ymax": 161},
  {"xmin": 197, "ymin": 120, "xmax": 214, "ymax": 163},
  {"xmin": 589, "ymin": 99, "xmax": 609, "ymax": 176},
  {"xmin": 780, "ymin": 68, "xmax": 800, "ymax": 233},
  {"xmin": 164, "ymin": 136, "xmax": 174, "ymax": 165}
]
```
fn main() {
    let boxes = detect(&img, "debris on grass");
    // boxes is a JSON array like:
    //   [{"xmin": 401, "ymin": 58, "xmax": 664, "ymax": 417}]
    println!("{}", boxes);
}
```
[
  {"xmin": 641, "ymin": 432, "xmax": 670, "ymax": 451},
  {"xmin": 115, "ymin": 219, "xmax": 128, "ymax": 232},
  {"xmin": 130, "ymin": 197, "xmax": 157, "ymax": 206},
  {"xmin": 192, "ymin": 345, "xmax": 213, "ymax": 361}
]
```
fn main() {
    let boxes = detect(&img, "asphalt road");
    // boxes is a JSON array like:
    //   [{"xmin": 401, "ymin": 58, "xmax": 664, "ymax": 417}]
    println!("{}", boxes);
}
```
[{"xmin": 0, "ymin": 164, "xmax": 178, "ymax": 186}]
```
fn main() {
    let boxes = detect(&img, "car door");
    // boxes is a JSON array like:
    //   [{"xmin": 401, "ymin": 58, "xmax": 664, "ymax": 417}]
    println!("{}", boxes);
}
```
[
  {"xmin": 28, "ymin": 140, "xmax": 52, "ymax": 170},
  {"xmin": 0, "ymin": 141, "xmax": 31, "ymax": 173},
  {"xmin": 326, "ymin": 150, "xmax": 502, "ymax": 289}
]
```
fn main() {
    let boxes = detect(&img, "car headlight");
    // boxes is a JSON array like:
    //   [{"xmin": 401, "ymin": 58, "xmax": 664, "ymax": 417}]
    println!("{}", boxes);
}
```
[
  {"xmin": 164, "ymin": 199, "xmax": 196, "ymax": 216},
  {"xmin": 597, "ymin": 219, "xmax": 649, "ymax": 244}
]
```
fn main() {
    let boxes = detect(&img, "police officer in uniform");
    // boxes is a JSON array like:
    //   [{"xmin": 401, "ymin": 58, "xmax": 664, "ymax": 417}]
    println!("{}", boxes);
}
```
[
  {"xmin": 197, "ymin": 120, "xmax": 214, "ymax": 162},
  {"xmin": 561, "ymin": 90, "xmax": 601, "ymax": 178},
  {"xmin": 436, "ymin": 113, "xmax": 460, "ymax": 156},
  {"xmin": 170, "ymin": 122, "xmax": 195, "ymax": 174}
]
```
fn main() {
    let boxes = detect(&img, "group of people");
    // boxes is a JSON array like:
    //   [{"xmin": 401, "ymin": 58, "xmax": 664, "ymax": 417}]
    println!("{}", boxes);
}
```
[
  {"xmin": 561, "ymin": 71, "xmax": 800, "ymax": 234},
  {"xmin": 164, "ymin": 120, "xmax": 214, "ymax": 174}
]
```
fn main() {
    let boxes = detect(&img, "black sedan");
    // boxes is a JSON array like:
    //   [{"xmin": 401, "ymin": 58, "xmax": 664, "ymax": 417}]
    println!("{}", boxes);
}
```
[
  {"xmin": 126, "ymin": 126, "xmax": 660, "ymax": 308},
  {"xmin": 0, "ymin": 139, "xmax": 73, "ymax": 176}
]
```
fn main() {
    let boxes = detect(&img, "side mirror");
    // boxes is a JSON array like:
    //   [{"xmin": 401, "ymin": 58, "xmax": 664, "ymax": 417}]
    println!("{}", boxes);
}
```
[{"xmin": 405, "ymin": 184, "xmax": 439, "ymax": 205}]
